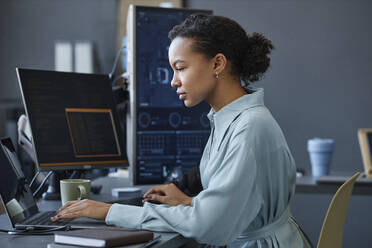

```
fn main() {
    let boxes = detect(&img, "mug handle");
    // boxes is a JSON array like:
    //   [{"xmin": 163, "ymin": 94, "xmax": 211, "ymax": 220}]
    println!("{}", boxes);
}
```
[{"xmin": 77, "ymin": 185, "xmax": 87, "ymax": 200}]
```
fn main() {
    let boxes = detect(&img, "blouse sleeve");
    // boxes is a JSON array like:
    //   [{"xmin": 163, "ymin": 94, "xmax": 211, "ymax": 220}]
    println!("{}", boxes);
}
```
[{"xmin": 105, "ymin": 129, "xmax": 263, "ymax": 246}]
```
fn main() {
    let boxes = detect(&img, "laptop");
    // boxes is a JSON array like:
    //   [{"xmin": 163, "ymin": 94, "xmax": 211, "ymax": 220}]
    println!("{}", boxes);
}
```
[{"xmin": 0, "ymin": 137, "xmax": 95, "ymax": 230}]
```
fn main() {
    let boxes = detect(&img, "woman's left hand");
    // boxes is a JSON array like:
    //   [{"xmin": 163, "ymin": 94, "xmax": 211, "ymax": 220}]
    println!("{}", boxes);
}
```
[
  {"xmin": 51, "ymin": 199, "xmax": 112, "ymax": 222},
  {"xmin": 143, "ymin": 183, "xmax": 192, "ymax": 206}
]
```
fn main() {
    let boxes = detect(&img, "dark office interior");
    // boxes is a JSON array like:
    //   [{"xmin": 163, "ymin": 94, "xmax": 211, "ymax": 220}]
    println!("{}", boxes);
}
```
[{"xmin": 1, "ymin": 0, "xmax": 372, "ymax": 246}]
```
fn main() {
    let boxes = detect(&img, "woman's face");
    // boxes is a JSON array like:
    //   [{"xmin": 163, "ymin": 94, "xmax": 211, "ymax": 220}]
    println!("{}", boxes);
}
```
[{"xmin": 168, "ymin": 37, "xmax": 217, "ymax": 107}]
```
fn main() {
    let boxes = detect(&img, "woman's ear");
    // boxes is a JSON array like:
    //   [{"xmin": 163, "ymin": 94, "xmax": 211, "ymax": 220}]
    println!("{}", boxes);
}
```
[{"xmin": 212, "ymin": 53, "xmax": 227, "ymax": 74}]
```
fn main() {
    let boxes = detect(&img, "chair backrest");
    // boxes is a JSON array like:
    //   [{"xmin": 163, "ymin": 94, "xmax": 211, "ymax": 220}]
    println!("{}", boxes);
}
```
[{"xmin": 317, "ymin": 172, "xmax": 360, "ymax": 248}]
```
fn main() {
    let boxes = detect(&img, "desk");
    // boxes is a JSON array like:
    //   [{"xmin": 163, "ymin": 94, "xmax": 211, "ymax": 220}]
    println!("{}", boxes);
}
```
[
  {"xmin": 0, "ymin": 176, "xmax": 195, "ymax": 248},
  {"xmin": 295, "ymin": 172, "xmax": 372, "ymax": 195}
]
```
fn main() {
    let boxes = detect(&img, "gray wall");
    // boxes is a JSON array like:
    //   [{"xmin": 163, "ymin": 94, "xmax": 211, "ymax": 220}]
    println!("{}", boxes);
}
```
[
  {"xmin": 186, "ymin": 0, "xmax": 372, "ymax": 174},
  {"xmin": 0, "ymin": 0, "xmax": 118, "ymax": 136},
  {"xmin": 0, "ymin": 0, "xmax": 118, "ymax": 100},
  {"xmin": 185, "ymin": 0, "xmax": 372, "ymax": 246},
  {"xmin": 1, "ymin": 0, "xmax": 372, "ymax": 246},
  {"xmin": 2, "ymin": 0, "xmax": 371, "ymax": 171}
]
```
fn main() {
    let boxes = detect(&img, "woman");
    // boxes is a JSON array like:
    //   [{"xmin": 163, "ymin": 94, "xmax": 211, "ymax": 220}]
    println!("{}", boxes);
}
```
[{"xmin": 52, "ymin": 14, "xmax": 312, "ymax": 247}]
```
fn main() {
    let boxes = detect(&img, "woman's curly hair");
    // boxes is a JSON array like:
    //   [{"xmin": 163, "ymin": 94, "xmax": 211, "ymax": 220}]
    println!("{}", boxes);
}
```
[{"xmin": 168, "ymin": 14, "xmax": 274, "ymax": 85}]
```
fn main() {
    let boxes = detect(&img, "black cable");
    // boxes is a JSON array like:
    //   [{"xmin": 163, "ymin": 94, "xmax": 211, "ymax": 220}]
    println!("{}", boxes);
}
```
[
  {"xmin": 69, "ymin": 170, "xmax": 86, "ymax": 180},
  {"xmin": 32, "ymin": 171, "xmax": 53, "ymax": 197},
  {"xmin": 69, "ymin": 170, "xmax": 78, "ymax": 179},
  {"xmin": 29, "ymin": 171, "xmax": 40, "ymax": 189},
  {"xmin": 0, "ymin": 225, "xmax": 72, "ymax": 235}
]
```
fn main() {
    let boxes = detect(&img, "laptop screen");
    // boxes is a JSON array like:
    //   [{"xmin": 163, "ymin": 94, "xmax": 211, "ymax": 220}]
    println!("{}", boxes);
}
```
[{"xmin": 0, "ymin": 138, "xmax": 39, "ymax": 227}]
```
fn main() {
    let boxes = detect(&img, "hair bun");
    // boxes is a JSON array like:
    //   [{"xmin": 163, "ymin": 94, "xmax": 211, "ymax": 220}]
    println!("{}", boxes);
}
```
[{"xmin": 243, "ymin": 32, "xmax": 274, "ymax": 83}]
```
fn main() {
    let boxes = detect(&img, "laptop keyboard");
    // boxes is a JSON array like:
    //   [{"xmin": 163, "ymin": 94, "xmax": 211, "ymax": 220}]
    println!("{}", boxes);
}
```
[{"xmin": 22, "ymin": 211, "xmax": 69, "ymax": 225}]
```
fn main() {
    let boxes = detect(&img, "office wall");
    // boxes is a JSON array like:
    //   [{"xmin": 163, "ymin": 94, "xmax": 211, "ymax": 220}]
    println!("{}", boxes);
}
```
[
  {"xmin": 0, "ymin": 0, "xmax": 118, "ymax": 100},
  {"xmin": 0, "ymin": 0, "xmax": 118, "ymax": 136},
  {"xmin": 185, "ymin": 0, "xmax": 372, "ymax": 246},
  {"xmin": 186, "ymin": 0, "xmax": 372, "ymax": 173},
  {"xmin": 4, "ymin": 0, "xmax": 370, "ymax": 172}
]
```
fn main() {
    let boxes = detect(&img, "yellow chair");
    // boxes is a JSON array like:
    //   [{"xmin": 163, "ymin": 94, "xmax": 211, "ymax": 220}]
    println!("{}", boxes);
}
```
[{"xmin": 316, "ymin": 172, "xmax": 360, "ymax": 248}]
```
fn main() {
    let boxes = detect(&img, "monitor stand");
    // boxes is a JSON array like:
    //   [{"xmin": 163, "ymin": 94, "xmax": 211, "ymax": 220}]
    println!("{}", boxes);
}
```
[{"xmin": 42, "ymin": 170, "xmax": 75, "ymax": 200}]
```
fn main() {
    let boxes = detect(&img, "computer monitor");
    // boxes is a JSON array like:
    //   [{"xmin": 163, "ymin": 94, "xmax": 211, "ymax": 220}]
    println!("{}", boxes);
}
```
[
  {"xmin": 126, "ymin": 6, "xmax": 212, "ymax": 184},
  {"xmin": 16, "ymin": 68, "xmax": 128, "ymax": 172}
]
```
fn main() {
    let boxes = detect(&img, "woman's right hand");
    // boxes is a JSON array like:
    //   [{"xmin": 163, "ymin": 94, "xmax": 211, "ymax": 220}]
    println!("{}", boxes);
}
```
[
  {"xmin": 143, "ymin": 183, "xmax": 192, "ymax": 206},
  {"xmin": 51, "ymin": 199, "xmax": 112, "ymax": 222}
]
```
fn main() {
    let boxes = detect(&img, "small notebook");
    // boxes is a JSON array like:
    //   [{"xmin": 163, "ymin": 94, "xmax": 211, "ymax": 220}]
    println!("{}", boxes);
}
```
[
  {"xmin": 111, "ymin": 187, "xmax": 142, "ymax": 198},
  {"xmin": 54, "ymin": 227, "xmax": 154, "ymax": 247}
]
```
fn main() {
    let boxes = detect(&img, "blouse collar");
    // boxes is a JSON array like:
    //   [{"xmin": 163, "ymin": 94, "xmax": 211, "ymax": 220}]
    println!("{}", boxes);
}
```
[{"xmin": 207, "ymin": 87, "xmax": 265, "ymax": 150}]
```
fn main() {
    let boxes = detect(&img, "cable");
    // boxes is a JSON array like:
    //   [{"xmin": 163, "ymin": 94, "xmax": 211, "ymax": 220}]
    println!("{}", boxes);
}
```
[
  {"xmin": 29, "ymin": 171, "xmax": 40, "ymax": 189},
  {"xmin": 0, "ymin": 225, "xmax": 72, "ymax": 235},
  {"xmin": 33, "ymin": 171, "xmax": 53, "ymax": 197},
  {"xmin": 109, "ymin": 45, "xmax": 126, "ymax": 80},
  {"xmin": 69, "ymin": 170, "xmax": 78, "ymax": 179}
]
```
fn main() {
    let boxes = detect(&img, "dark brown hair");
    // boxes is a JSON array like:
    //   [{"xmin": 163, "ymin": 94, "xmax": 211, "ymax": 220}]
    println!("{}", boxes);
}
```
[{"xmin": 169, "ymin": 14, "xmax": 274, "ymax": 85}]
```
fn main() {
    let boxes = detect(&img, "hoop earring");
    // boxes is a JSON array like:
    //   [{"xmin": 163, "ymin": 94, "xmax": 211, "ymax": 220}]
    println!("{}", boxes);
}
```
[{"xmin": 215, "ymin": 72, "xmax": 219, "ymax": 79}]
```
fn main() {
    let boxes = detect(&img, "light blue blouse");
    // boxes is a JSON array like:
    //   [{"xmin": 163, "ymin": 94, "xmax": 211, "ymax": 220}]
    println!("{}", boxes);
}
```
[{"xmin": 106, "ymin": 88, "xmax": 312, "ymax": 247}]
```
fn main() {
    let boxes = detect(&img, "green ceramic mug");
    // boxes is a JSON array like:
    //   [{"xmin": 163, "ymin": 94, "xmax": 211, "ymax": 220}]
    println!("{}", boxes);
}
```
[{"xmin": 60, "ymin": 179, "xmax": 91, "ymax": 205}]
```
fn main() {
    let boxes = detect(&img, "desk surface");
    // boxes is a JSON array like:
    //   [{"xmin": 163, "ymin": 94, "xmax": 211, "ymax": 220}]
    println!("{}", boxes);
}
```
[
  {"xmin": 0, "ymin": 176, "xmax": 192, "ymax": 248},
  {"xmin": 295, "ymin": 171, "xmax": 372, "ymax": 195},
  {"xmin": 0, "ymin": 214, "xmax": 190, "ymax": 248},
  {"xmin": 6, "ymin": 171, "xmax": 367, "ymax": 247}
]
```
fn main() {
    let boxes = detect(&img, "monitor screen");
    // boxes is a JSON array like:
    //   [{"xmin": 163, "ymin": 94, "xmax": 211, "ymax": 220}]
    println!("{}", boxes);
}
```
[
  {"xmin": 17, "ymin": 68, "xmax": 128, "ymax": 171},
  {"xmin": 127, "ymin": 6, "xmax": 212, "ymax": 184}
]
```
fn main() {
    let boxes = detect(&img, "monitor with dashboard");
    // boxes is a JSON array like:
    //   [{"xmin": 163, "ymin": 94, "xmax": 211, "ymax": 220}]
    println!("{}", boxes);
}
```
[
  {"xmin": 126, "ymin": 5, "xmax": 212, "ymax": 184},
  {"xmin": 16, "ymin": 68, "xmax": 128, "ymax": 171}
]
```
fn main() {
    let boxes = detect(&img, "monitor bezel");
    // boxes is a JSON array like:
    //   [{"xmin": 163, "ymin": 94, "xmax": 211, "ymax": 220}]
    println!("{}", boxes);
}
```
[{"xmin": 16, "ymin": 68, "xmax": 129, "ymax": 172}]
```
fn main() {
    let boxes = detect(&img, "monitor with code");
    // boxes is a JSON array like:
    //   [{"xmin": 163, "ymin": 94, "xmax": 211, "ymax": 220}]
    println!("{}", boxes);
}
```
[{"xmin": 16, "ymin": 68, "xmax": 128, "ymax": 171}]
